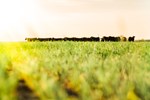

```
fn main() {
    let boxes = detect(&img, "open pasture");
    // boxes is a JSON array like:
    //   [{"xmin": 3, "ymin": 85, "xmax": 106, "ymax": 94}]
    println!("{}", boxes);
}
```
[{"xmin": 0, "ymin": 42, "xmax": 150, "ymax": 100}]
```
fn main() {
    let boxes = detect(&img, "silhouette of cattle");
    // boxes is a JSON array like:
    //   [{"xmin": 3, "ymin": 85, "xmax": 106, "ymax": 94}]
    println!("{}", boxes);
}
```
[
  {"xmin": 128, "ymin": 36, "xmax": 135, "ymax": 42},
  {"xmin": 101, "ymin": 36, "xmax": 109, "ymax": 42},
  {"xmin": 38, "ymin": 38, "xmax": 50, "ymax": 41},
  {"xmin": 123, "ymin": 37, "xmax": 127, "ymax": 41},
  {"xmin": 91, "ymin": 37, "xmax": 100, "ymax": 41},
  {"xmin": 64, "ymin": 37, "xmax": 100, "ymax": 42},
  {"xmin": 25, "ymin": 36, "xmax": 135, "ymax": 42},
  {"xmin": 101, "ymin": 36, "xmax": 120, "ymax": 42},
  {"xmin": 120, "ymin": 36, "xmax": 127, "ymax": 42},
  {"xmin": 109, "ymin": 36, "xmax": 120, "ymax": 42},
  {"xmin": 25, "ymin": 38, "xmax": 38, "ymax": 42},
  {"xmin": 25, "ymin": 37, "xmax": 100, "ymax": 42},
  {"xmin": 115, "ymin": 37, "xmax": 121, "ymax": 41}
]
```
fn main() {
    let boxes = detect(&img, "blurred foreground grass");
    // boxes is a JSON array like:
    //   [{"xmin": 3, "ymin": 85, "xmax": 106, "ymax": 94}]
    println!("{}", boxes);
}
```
[{"xmin": 0, "ymin": 42, "xmax": 150, "ymax": 100}]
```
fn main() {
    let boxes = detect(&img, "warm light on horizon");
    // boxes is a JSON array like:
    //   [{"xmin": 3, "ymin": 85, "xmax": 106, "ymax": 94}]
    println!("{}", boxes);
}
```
[{"xmin": 0, "ymin": 0, "xmax": 150, "ymax": 41}]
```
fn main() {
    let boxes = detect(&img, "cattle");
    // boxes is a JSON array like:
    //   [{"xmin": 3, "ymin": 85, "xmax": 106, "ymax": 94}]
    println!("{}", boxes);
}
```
[
  {"xmin": 109, "ymin": 36, "xmax": 115, "ymax": 41},
  {"xmin": 25, "ymin": 36, "xmax": 130, "ymax": 42},
  {"xmin": 25, "ymin": 38, "xmax": 38, "ymax": 42},
  {"xmin": 101, "ymin": 36, "xmax": 110, "ymax": 42},
  {"xmin": 38, "ymin": 38, "xmax": 50, "ymax": 41},
  {"xmin": 122, "ymin": 37, "xmax": 127, "ymax": 41},
  {"xmin": 120, "ymin": 36, "xmax": 127, "ymax": 42},
  {"xmin": 128, "ymin": 36, "xmax": 135, "ymax": 42},
  {"xmin": 101, "ymin": 36, "xmax": 120, "ymax": 42},
  {"xmin": 90, "ymin": 37, "xmax": 100, "ymax": 41},
  {"xmin": 110, "ymin": 36, "xmax": 121, "ymax": 42},
  {"xmin": 63, "ymin": 37, "xmax": 100, "ymax": 41},
  {"xmin": 101, "ymin": 38, "xmax": 104, "ymax": 42},
  {"xmin": 115, "ymin": 37, "xmax": 121, "ymax": 41}
]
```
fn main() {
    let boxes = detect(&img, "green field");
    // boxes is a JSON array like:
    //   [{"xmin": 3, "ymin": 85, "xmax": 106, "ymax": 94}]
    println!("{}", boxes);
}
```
[{"xmin": 0, "ymin": 42, "xmax": 150, "ymax": 100}]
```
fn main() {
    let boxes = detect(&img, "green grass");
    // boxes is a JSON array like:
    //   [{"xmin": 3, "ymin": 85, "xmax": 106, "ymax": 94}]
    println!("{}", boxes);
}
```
[{"xmin": 0, "ymin": 42, "xmax": 150, "ymax": 100}]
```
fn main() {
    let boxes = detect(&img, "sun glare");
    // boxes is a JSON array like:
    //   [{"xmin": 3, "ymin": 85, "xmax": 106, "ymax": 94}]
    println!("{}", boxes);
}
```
[
  {"xmin": 0, "ymin": 0, "xmax": 25, "ymax": 41},
  {"xmin": 0, "ymin": 0, "xmax": 150, "ymax": 41}
]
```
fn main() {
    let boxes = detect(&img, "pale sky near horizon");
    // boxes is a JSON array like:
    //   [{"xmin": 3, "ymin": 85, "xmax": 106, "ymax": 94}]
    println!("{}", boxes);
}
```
[{"xmin": 0, "ymin": 0, "xmax": 150, "ymax": 41}]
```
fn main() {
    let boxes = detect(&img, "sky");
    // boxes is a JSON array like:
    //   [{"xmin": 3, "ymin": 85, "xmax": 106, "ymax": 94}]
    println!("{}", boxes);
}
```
[{"xmin": 0, "ymin": 0, "xmax": 150, "ymax": 41}]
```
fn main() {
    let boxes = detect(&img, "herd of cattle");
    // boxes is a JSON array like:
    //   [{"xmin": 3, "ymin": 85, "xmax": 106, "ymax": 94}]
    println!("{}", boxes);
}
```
[{"xmin": 25, "ymin": 36, "xmax": 135, "ymax": 42}]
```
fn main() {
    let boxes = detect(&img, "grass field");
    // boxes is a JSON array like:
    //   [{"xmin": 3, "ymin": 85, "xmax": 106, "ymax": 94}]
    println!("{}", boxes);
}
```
[{"xmin": 0, "ymin": 42, "xmax": 150, "ymax": 100}]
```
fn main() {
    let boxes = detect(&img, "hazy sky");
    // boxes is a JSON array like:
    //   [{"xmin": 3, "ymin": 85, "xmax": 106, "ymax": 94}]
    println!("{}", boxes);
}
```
[{"xmin": 0, "ymin": 0, "xmax": 150, "ymax": 41}]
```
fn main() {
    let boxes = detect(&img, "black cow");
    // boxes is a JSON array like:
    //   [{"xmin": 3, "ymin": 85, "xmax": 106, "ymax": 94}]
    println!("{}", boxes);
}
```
[
  {"xmin": 109, "ymin": 36, "xmax": 115, "ymax": 41},
  {"xmin": 114, "ymin": 37, "xmax": 121, "ymax": 41},
  {"xmin": 101, "ymin": 36, "xmax": 110, "ymax": 42},
  {"xmin": 128, "ymin": 36, "xmax": 135, "ymax": 42},
  {"xmin": 38, "ymin": 38, "xmax": 51, "ymax": 41},
  {"xmin": 90, "ymin": 37, "xmax": 100, "ymax": 41},
  {"xmin": 109, "ymin": 36, "xmax": 121, "ymax": 42},
  {"xmin": 101, "ymin": 36, "xmax": 120, "ymax": 42}
]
